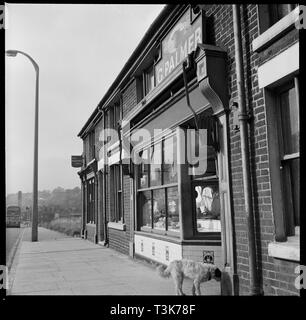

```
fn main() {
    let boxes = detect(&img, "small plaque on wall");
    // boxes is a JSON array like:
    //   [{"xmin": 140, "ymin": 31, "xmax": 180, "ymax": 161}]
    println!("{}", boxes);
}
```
[
  {"xmin": 141, "ymin": 240, "xmax": 144, "ymax": 252},
  {"xmin": 203, "ymin": 250, "xmax": 214, "ymax": 264},
  {"xmin": 152, "ymin": 242, "xmax": 155, "ymax": 256}
]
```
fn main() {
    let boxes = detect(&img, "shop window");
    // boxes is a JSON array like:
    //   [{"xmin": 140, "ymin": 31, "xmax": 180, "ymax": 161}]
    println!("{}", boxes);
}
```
[
  {"xmin": 112, "ymin": 165, "xmax": 123, "ymax": 223},
  {"xmin": 163, "ymin": 135, "xmax": 178, "ymax": 184},
  {"xmin": 193, "ymin": 181, "xmax": 220, "ymax": 233},
  {"xmin": 188, "ymin": 110, "xmax": 221, "ymax": 235},
  {"xmin": 275, "ymin": 78, "xmax": 299, "ymax": 236},
  {"xmin": 139, "ymin": 148, "xmax": 150, "ymax": 188},
  {"xmin": 167, "ymin": 187, "xmax": 180, "ymax": 232},
  {"xmin": 139, "ymin": 191, "xmax": 152, "ymax": 228},
  {"xmin": 87, "ymin": 177, "xmax": 95, "ymax": 223},
  {"xmin": 137, "ymin": 133, "xmax": 179, "ymax": 235},
  {"xmin": 153, "ymin": 189, "xmax": 166, "ymax": 230},
  {"xmin": 150, "ymin": 142, "xmax": 162, "ymax": 187}
]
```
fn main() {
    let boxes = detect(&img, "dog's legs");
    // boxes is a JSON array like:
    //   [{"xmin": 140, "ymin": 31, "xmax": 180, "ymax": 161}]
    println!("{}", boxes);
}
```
[
  {"xmin": 173, "ymin": 274, "xmax": 185, "ymax": 295},
  {"xmin": 194, "ymin": 280, "xmax": 201, "ymax": 296},
  {"xmin": 191, "ymin": 282, "xmax": 196, "ymax": 296}
]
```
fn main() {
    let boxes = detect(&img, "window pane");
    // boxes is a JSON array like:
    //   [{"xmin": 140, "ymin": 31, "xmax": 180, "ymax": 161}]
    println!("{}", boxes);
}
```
[
  {"xmin": 150, "ymin": 143, "xmax": 162, "ymax": 187},
  {"xmin": 139, "ymin": 149, "xmax": 149, "ymax": 188},
  {"xmin": 269, "ymin": 4, "xmax": 294, "ymax": 25},
  {"xmin": 167, "ymin": 187, "xmax": 180, "ymax": 232},
  {"xmin": 290, "ymin": 158, "xmax": 300, "ymax": 226},
  {"xmin": 118, "ymin": 191, "xmax": 122, "ymax": 221},
  {"xmin": 163, "ymin": 136, "xmax": 178, "ymax": 184},
  {"xmin": 146, "ymin": 66, "xmax": 154, "ymax": 94},
  {"xmin": 118, "ymin": 165, "xmax": 122, "ymax": 190},
  {"xmin": 194, "ymin": 183, "xmax": 221, "ymax": 232},
  {"xmin": 139, "ymin": 191, "xmax": 152, "ymax": 228},
  {"xmin": 280, "ymin": 87, "xmax": 299, "ymax": 155},
  {"xmin": 153, "ymin": 189, "xmax": 166, "ymax": 230},
  {"xmin": 191, "ymin": 146, "xmax": 217, "ymax": 179}
]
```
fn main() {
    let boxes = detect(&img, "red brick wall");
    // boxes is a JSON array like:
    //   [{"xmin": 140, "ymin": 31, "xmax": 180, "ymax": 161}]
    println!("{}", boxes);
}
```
[
  {"xmin": 108, "ymin": 175, "xmax": 131, "ymax": 255},
  {"xmin": 107, "ymin": 79, "xmax": 136, "ymax": 254},
  {"xmin": 205, "ymin": 4, "xmax": 299, "ymax": 295}
]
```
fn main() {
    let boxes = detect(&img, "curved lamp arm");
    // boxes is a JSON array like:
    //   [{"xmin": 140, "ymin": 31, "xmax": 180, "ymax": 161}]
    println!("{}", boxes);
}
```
[{"xmin": 6, "ymin": 49, "xmax": 39, "ymax": 71}]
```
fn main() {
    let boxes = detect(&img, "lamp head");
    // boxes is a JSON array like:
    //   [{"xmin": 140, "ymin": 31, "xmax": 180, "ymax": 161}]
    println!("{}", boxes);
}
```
[{"xmin": 6, "ymin": 50, "xmax": 18, "ymax": 57}]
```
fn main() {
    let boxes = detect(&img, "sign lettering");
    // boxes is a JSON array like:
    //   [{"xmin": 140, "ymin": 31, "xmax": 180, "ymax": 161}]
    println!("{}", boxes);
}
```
[{"xmin": 155, "ymin": 8, "xmax": 203, "ymax": 86}]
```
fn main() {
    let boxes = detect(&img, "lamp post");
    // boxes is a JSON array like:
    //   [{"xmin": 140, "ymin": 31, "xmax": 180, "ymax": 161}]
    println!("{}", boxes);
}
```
[{"xmin": 6, "ymin": 50, "xmax": 39, "ymax": 242}]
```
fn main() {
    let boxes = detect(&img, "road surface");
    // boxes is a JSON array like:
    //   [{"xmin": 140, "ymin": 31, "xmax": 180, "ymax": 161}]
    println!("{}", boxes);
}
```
[{"xmin": 6, "ymin": 227, "xmax": 23, "ymax": 261}]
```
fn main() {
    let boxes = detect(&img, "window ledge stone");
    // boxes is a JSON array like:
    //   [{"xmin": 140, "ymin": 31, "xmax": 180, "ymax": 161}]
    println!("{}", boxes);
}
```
[
  {"xmin": 252, "ymin": 7, "xmax": 299, "ymax": 52},
  {"xmin": 268, "ymin": 236, "xmax": 300, "ymax": 262},
  {"xmin": 108, "ymin": 221, "xmax": 126, "ymax": 231}
]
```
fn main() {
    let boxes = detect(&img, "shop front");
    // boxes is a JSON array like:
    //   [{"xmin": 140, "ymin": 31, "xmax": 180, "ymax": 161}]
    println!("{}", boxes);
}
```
[{"xmin": 122, "ymin": 33, "xmax": 234, "ymax": 278}]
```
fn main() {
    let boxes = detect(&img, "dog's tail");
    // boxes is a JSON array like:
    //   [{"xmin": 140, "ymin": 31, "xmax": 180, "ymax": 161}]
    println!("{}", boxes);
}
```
[{"xmin": 157, "ymin": 264, "xmax": 171, "ymax": 278}]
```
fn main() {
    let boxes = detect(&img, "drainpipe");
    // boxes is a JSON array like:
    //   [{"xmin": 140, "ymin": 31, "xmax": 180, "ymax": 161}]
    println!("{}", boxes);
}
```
[
  {"xmin": 102, "ymin": 108, "xmax": 109, "ymax": 246},
  {"xmin": 232, "ymin": 4, "xmax": 260, "ymax": 295},
  {"xmin": 182, "ymin": 58, "xmax": 199, "ymax": 131}
]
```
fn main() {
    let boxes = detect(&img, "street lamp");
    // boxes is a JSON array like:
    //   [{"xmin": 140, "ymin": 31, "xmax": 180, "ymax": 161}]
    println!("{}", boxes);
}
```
[{"xmin": 6, "ymin": 49, "xmax": 39, "ymax": 242}]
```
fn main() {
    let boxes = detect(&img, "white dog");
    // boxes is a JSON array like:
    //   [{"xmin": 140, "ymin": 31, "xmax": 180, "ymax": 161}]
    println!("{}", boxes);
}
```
[{"xmin": 157, "ymin": 259, "xmax": 221, "ymax": 295}]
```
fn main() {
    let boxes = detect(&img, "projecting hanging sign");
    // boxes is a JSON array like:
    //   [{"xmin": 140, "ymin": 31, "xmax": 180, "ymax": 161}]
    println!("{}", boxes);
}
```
[
  {"xmin": 155, "ymin": 7, "xmax": 205, "ymax": 86},
  {"xmin": 71, "ymin": 155, "xmax": 83, "ymax": 168}
]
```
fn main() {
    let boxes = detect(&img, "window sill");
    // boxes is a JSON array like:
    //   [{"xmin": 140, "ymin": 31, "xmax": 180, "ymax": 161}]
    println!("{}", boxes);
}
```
[
  {"xmin": 252, "ymin": 7, "xmax": 299, "ymax": 52},
  {"xmin": 135, "ymin": 230, "xmax": 181, "ymax": 244},
  {"xmin": 268, "ymin": 236, "xmax": 300, "ymax": 262},
  {"xmin": 108, "ymin": 221, "xmax": 126, "ymax": 231},
  {"xmin": 140, "ymin": 226, "xmax": 180, "ymax": 238}
]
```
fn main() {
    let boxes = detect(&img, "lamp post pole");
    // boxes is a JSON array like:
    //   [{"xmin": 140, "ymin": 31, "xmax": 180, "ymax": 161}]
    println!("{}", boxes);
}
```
[{"xmin": 6, "ymin": 50, "xmax": 39, "ymax": 242}]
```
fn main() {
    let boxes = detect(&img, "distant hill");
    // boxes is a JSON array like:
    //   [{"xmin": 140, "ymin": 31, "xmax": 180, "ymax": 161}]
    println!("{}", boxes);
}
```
[{"xmin": 6, "ymin": 187, "xmax": 82, "ymax": 223}]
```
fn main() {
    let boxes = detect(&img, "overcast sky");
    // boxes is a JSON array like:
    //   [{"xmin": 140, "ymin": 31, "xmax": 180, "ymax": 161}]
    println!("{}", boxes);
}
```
[{"xmin": 5, "ymin": 4, "xmax": 165, "ymax": 195}]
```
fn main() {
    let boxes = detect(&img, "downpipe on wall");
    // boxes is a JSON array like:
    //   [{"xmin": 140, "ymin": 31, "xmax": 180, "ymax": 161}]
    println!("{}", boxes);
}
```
[{"xmin": 232, "ymin": 4, "xmax": 261, "ymax": 295}]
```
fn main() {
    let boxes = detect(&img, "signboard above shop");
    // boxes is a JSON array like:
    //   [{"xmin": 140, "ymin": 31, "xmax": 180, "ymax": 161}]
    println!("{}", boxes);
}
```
[{"xmin": 155, "ymin": 7, "xmax": 205, "ymax": 87}]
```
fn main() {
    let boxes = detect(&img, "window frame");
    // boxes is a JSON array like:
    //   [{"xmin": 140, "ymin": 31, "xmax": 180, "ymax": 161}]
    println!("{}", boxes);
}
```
[
  {"xmin": 191, "ymin": 177, "xmax": 221, "ymax": 237},
  {"xmin": 86, "ymin": 177, "xmax": 95, "ymax": 223},
  {"xmin": 143, "ymin": 64, "xmax": 155, "ymax": 96},
  {"xmin": 136, "ymin": 132, "xmax": 180, "ymax": 237},
  {"xmin": 258, "ymin": 4, "xmax": 298, "ymax": 34},
  {"xmin": 112, "ymin": 164, "xmax": 123, "ymax": 223},
  {"xmin": 274, "ymin": 78, "xmax": 300, "ymax": 237}
]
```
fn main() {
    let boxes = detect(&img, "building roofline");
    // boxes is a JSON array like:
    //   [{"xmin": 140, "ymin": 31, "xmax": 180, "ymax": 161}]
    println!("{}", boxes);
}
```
[{"xmin": 77, "ymin": 4, "xmax": 180, "ymax": 138}]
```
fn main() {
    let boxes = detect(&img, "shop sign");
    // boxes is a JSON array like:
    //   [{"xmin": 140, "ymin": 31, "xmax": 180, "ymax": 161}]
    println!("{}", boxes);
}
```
[
  {"xmin": 71, "ymin": 155, "xmax": 83, "ymax": 168},
  {"xmin": 155, "ymin": 8, "xmax": 204, "ymax": 86}
]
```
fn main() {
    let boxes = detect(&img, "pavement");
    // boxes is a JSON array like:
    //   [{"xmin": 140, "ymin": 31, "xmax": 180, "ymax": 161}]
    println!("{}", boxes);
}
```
[{"xmin": 8, "ymin": 227, "xmax": 221, "ymax": 295}]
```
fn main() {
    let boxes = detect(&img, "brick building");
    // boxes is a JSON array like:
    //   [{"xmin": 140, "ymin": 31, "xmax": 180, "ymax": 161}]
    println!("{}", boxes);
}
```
[{"xmin": 75, "ymin": 4, "xmax": 300, "ymax": 295}]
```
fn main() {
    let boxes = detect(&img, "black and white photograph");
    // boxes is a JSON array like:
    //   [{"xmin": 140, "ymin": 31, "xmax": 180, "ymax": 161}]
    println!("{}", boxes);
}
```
[{"xmin": 2, "ymin": 2, "xmax": 303, "ymax": 304}]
